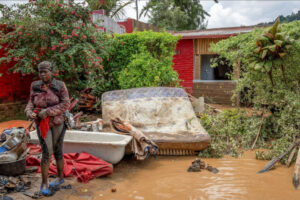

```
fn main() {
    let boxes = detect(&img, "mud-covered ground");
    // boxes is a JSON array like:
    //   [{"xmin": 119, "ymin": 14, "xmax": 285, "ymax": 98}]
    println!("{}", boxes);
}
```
[
  {"xmin": 5, "ymin": 151, "xmax": 300, "ymax": 200},
  {"xmin": 1, "ymin": 121, "xmax": 300, "ymax": 200}
]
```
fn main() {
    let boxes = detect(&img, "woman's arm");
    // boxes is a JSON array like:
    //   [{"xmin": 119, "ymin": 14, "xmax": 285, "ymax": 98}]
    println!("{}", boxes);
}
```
[{"xmin": 46, "ymin": 83, "xmax": 70, "ymax": 116}]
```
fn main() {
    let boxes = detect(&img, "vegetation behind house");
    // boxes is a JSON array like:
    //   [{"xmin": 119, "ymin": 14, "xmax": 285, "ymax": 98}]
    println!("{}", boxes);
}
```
[
  {"xmin": 89, "ymin": 31, "xmax": 181, "ymax": 97},
  {"xmin": 204, "ymin": 20, "xmax": 300, "ymax": 163}
]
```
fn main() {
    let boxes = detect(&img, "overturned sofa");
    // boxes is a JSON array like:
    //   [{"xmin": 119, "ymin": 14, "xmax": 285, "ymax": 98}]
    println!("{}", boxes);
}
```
[{"xmin": 102, "ymin": 87, "xmax": 210, "ymax": 155}]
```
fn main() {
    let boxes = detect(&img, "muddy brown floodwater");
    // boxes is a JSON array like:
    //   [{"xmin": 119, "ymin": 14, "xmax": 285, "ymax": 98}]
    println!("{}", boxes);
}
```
[
  {"xmin": 1, "ymin": 121, "xmax": 299, "ymax": 200},
  {"xmin": 50, "ymin": 151, "xmax": 298, "ymax": 200}
]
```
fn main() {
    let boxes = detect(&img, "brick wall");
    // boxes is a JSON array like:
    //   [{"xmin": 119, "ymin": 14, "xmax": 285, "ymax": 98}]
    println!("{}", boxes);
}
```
[
  {"xmin": 172, "ymin": 39, "xmax": 194, "ymax": 93},
  {"xmin": 0, "ymin": 101, "xmax": 26, "ymax": 122},
  {"xmin": 193, "ymin": 81, "xmax": 236, "ymax": 105}
]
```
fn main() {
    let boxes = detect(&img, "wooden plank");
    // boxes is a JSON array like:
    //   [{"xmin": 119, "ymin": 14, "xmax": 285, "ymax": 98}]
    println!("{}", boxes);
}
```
[
  {"xmin": 194, "ymin": 55, "xmax": 201, "ymax": 80},
  {"xmin": 194, "ymin": 38, "xmax": 225, "ymax": 55}
]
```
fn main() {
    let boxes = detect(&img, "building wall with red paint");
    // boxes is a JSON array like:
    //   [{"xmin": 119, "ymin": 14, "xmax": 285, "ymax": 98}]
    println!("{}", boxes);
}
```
[
  {"xmin": 0, "ymin": 45, "xmax": 33, "ymax": 103},
  {"xmin": 117, "ymin": 19, "xmax": 133, "ymax": 33},
  {"xmin": 172, "ymin": 39, "xmax": 194, "ymax": 94}
]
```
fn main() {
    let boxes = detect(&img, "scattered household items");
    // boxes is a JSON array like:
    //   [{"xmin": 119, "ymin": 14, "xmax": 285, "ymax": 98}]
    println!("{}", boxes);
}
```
[
  {"xmin": 0, "ymin": 157, "xmax": 27, "ymax": 177},
  {"xmin": 64, "ymin": 98, "xmax": 79, "ymax": 129},
  {"xmin": 187, "ymin": 158, "xmax": 219, "ymax": 174},
  {"xmin": 0, "ymin": 174, "xmax": 32, "ymax": 197},
  {"xmin": 102, "ymin": 87, "xmax": 211, "ymax": 156},
  {"xmin": 26, "ymin": 145, "xmax": 113, "ymax": 183},
  {"xmin": 79, "ymin": 88, "xmax": 98, "ymax": 111},
  {"xmin": 0, "ymin": 127, "xmax": 29, "ymax": 176},
  {"xmin": 77, "ymin": 118, "xmax": 103, "ymax": 132},
  {"xmin": 0, "ymin": 196, "xmax": 13, "ymax": 200},
  {"xmin": 293, "ymin": 148, "xmax": 300, "ymax": 189},
  {"xmin": 258, "ymin": 138, "xmax": 300, "ymax": 174},
  {"xmin": 29, "ymin": 130, "xmax": 132, "ymax": 164},
  {"xmin": 111, "ymin": 118, "xmax": 158, "ymax": 160}
]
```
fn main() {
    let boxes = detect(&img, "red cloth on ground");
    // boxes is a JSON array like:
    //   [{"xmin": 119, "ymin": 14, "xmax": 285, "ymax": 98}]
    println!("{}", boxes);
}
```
[
  {"xmin": 39, "ymin": 117, "xmax": 50, "ymax": 139},
  {"xmin": 26, "ymin": 145, "xmax": 113, "ymax": 183},
  {"xmin": 27, "ymin": 143, "xmax": 42, "ymax": 154}
]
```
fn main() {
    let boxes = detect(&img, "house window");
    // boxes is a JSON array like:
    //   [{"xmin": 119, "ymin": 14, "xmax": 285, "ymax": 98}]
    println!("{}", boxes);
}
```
[{"xmin": 201, "ymin": 55, "xmax": 232, "ymax": 80}]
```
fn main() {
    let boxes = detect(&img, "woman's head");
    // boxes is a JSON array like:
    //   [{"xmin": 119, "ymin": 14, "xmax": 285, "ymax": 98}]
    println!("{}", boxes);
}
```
[{"xmin": 38, "ymin": 61, "xmax": 53, "ymax": 83}]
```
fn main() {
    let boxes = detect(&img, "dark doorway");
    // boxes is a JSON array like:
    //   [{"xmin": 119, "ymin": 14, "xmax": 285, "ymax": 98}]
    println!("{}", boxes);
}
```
[{"xmin": 201, "ymin": 55, "xmax": 232, "ymax": 80}]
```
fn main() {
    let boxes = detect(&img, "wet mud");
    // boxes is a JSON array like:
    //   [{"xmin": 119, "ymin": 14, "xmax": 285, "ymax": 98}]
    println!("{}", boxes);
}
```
[
  {"xmin": 57, "ymin": 151, "xmax": 298, "ymax": 200},
  {"xmin": 1, "ymin": 121, "xmax": 299, "ymax": 200}
]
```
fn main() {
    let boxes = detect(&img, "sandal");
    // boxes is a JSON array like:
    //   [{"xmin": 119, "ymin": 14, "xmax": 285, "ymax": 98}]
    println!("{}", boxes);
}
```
[
  {"xmin": 40, "ymin": 186, "xmax": 52, "ymax": 196},
  {"xmin": 49, "ymin": 178, "xmax": 64, "ymax": 187}
]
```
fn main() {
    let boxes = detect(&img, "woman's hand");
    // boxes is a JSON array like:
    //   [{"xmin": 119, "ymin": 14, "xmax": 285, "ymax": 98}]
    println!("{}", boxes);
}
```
[
  {"xmin": 26, "ymin": 110, "xmax": 37, "ymax": 119},
  {"xmin": 38, "ymin": 109, "xmax": 48, "ymax": 119}
]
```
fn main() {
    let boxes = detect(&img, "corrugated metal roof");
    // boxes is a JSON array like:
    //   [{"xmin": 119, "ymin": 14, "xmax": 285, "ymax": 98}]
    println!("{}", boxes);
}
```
[{"xmin": 172, "ymin": 25, "xmax": 264, "ymax": 39}]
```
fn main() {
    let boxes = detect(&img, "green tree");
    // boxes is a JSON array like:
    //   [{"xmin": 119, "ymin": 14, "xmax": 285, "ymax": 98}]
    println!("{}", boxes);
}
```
[
  {"xmin": 258, "ymin": 10, "xmax": 300, "ymax": 25},
  {"xmin": 210, "ymin": 20, "xmax": 300, "ymax": 163},
  {"xmin": 0, "ymin": 0, "xmax": 113, "ymax": 95},
  {"xmin": 140, "ymin": 0, "xmax": 218, "ymax": 31},
  {"xmin": 86, "ymin": 0, "xmax": 133, "ymax": 19}
]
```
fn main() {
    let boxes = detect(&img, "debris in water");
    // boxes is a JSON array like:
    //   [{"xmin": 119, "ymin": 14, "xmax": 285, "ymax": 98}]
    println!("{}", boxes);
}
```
[
  {"xmin": 187, "ymin": 158, "xmax": 219, "ymax": 174},
  {"xmin": 293, "ymin": 148, "xmax": 300, "ymax": 189},
  {"xmin": 258, "ymin": 139, "xmax": 300, "ymax": 174}
]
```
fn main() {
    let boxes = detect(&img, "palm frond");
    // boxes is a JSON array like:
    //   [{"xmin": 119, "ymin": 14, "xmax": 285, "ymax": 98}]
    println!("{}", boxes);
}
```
[{"xmin": 110, "ymin": 0, "xmax": 133, "ymax": 19}]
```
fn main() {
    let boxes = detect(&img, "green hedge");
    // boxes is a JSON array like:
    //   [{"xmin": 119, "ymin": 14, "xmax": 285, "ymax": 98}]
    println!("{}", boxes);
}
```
[{"xmin": 90, "ymin": 31, "xmax": 181, "ymax": 96}]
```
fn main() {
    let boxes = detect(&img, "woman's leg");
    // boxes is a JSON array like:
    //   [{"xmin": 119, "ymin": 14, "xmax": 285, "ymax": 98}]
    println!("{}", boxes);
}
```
[
  {"xmin": 51, "ymin": 124, "xmax": 66, "ymax": 182},
  {"xmin": 36, "ymin": 125, "xmax": 53, "ymax": 190}
]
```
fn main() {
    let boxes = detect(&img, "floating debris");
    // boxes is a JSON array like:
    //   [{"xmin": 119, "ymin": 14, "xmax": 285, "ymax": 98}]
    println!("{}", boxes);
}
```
[{"xmin": 187, "ymin": 158, "xmax": 219, "ymax": 174}]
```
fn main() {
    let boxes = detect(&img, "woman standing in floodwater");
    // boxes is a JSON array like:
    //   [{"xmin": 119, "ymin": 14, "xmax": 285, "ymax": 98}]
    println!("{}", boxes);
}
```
[{"xmin": 25, "ymin": 61, "xmax": 70, "ymax": 196}]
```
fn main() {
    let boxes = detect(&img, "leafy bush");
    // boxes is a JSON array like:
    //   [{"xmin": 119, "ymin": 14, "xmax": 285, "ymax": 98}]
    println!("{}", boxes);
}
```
[
  {"xmin": 209, "ymin": 20, "xmax": 300, "ymax": 163},
  {"xmin": 96, "ymin": 31, "xmax": 180, "ymax": 96},
  {"xmin": 0, "ymin": 0, "xmax": 113, "ymax": 95},
  {"xmin": 199, "ymin": 109, "xmax": 262, "ymax": 158},
  {"xmin": 118, "ymin": 51, "xmax": 179, "ymax": 89}
]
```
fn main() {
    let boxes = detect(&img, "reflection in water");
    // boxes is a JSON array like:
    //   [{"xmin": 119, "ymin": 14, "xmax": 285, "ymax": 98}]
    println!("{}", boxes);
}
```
[{"xmin": 57, "ymin": 151, "xmax": 299, "ymax": 200}]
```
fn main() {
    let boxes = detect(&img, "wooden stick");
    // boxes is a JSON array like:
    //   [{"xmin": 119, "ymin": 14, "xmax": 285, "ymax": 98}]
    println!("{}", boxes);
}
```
[
  {"xmin": 287, "ymin": 136, "xmax": 297, "ymax": 168},
  {"xmin": 292, "ymin": 147, "xmax": 300, "ymax": 189},
  {"xmin": 287, "ymin": 147, "xmax": 297, "ymax": 168},
  {"xmin": 251, "ymin": 114, "xmax": 265, "ymax": 150}
]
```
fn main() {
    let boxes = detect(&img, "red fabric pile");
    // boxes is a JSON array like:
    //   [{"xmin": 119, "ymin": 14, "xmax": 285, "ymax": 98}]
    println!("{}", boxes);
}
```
[{"xmin": 26, "ymin": 145, "xmax": 113, "ymax": 183}]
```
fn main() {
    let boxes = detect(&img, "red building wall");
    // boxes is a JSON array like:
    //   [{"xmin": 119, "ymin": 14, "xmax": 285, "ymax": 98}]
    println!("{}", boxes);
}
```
[
  {"xmin": 172, "ymin": 39, "xmax": 194, "ymax": 93},
  {"xmin": 117, "ymin": 19, "xmax": 133, "ymax": 33},
  {"xmin": 0, "ymin": 45, "xmax": 33, "ymax": 102}
]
